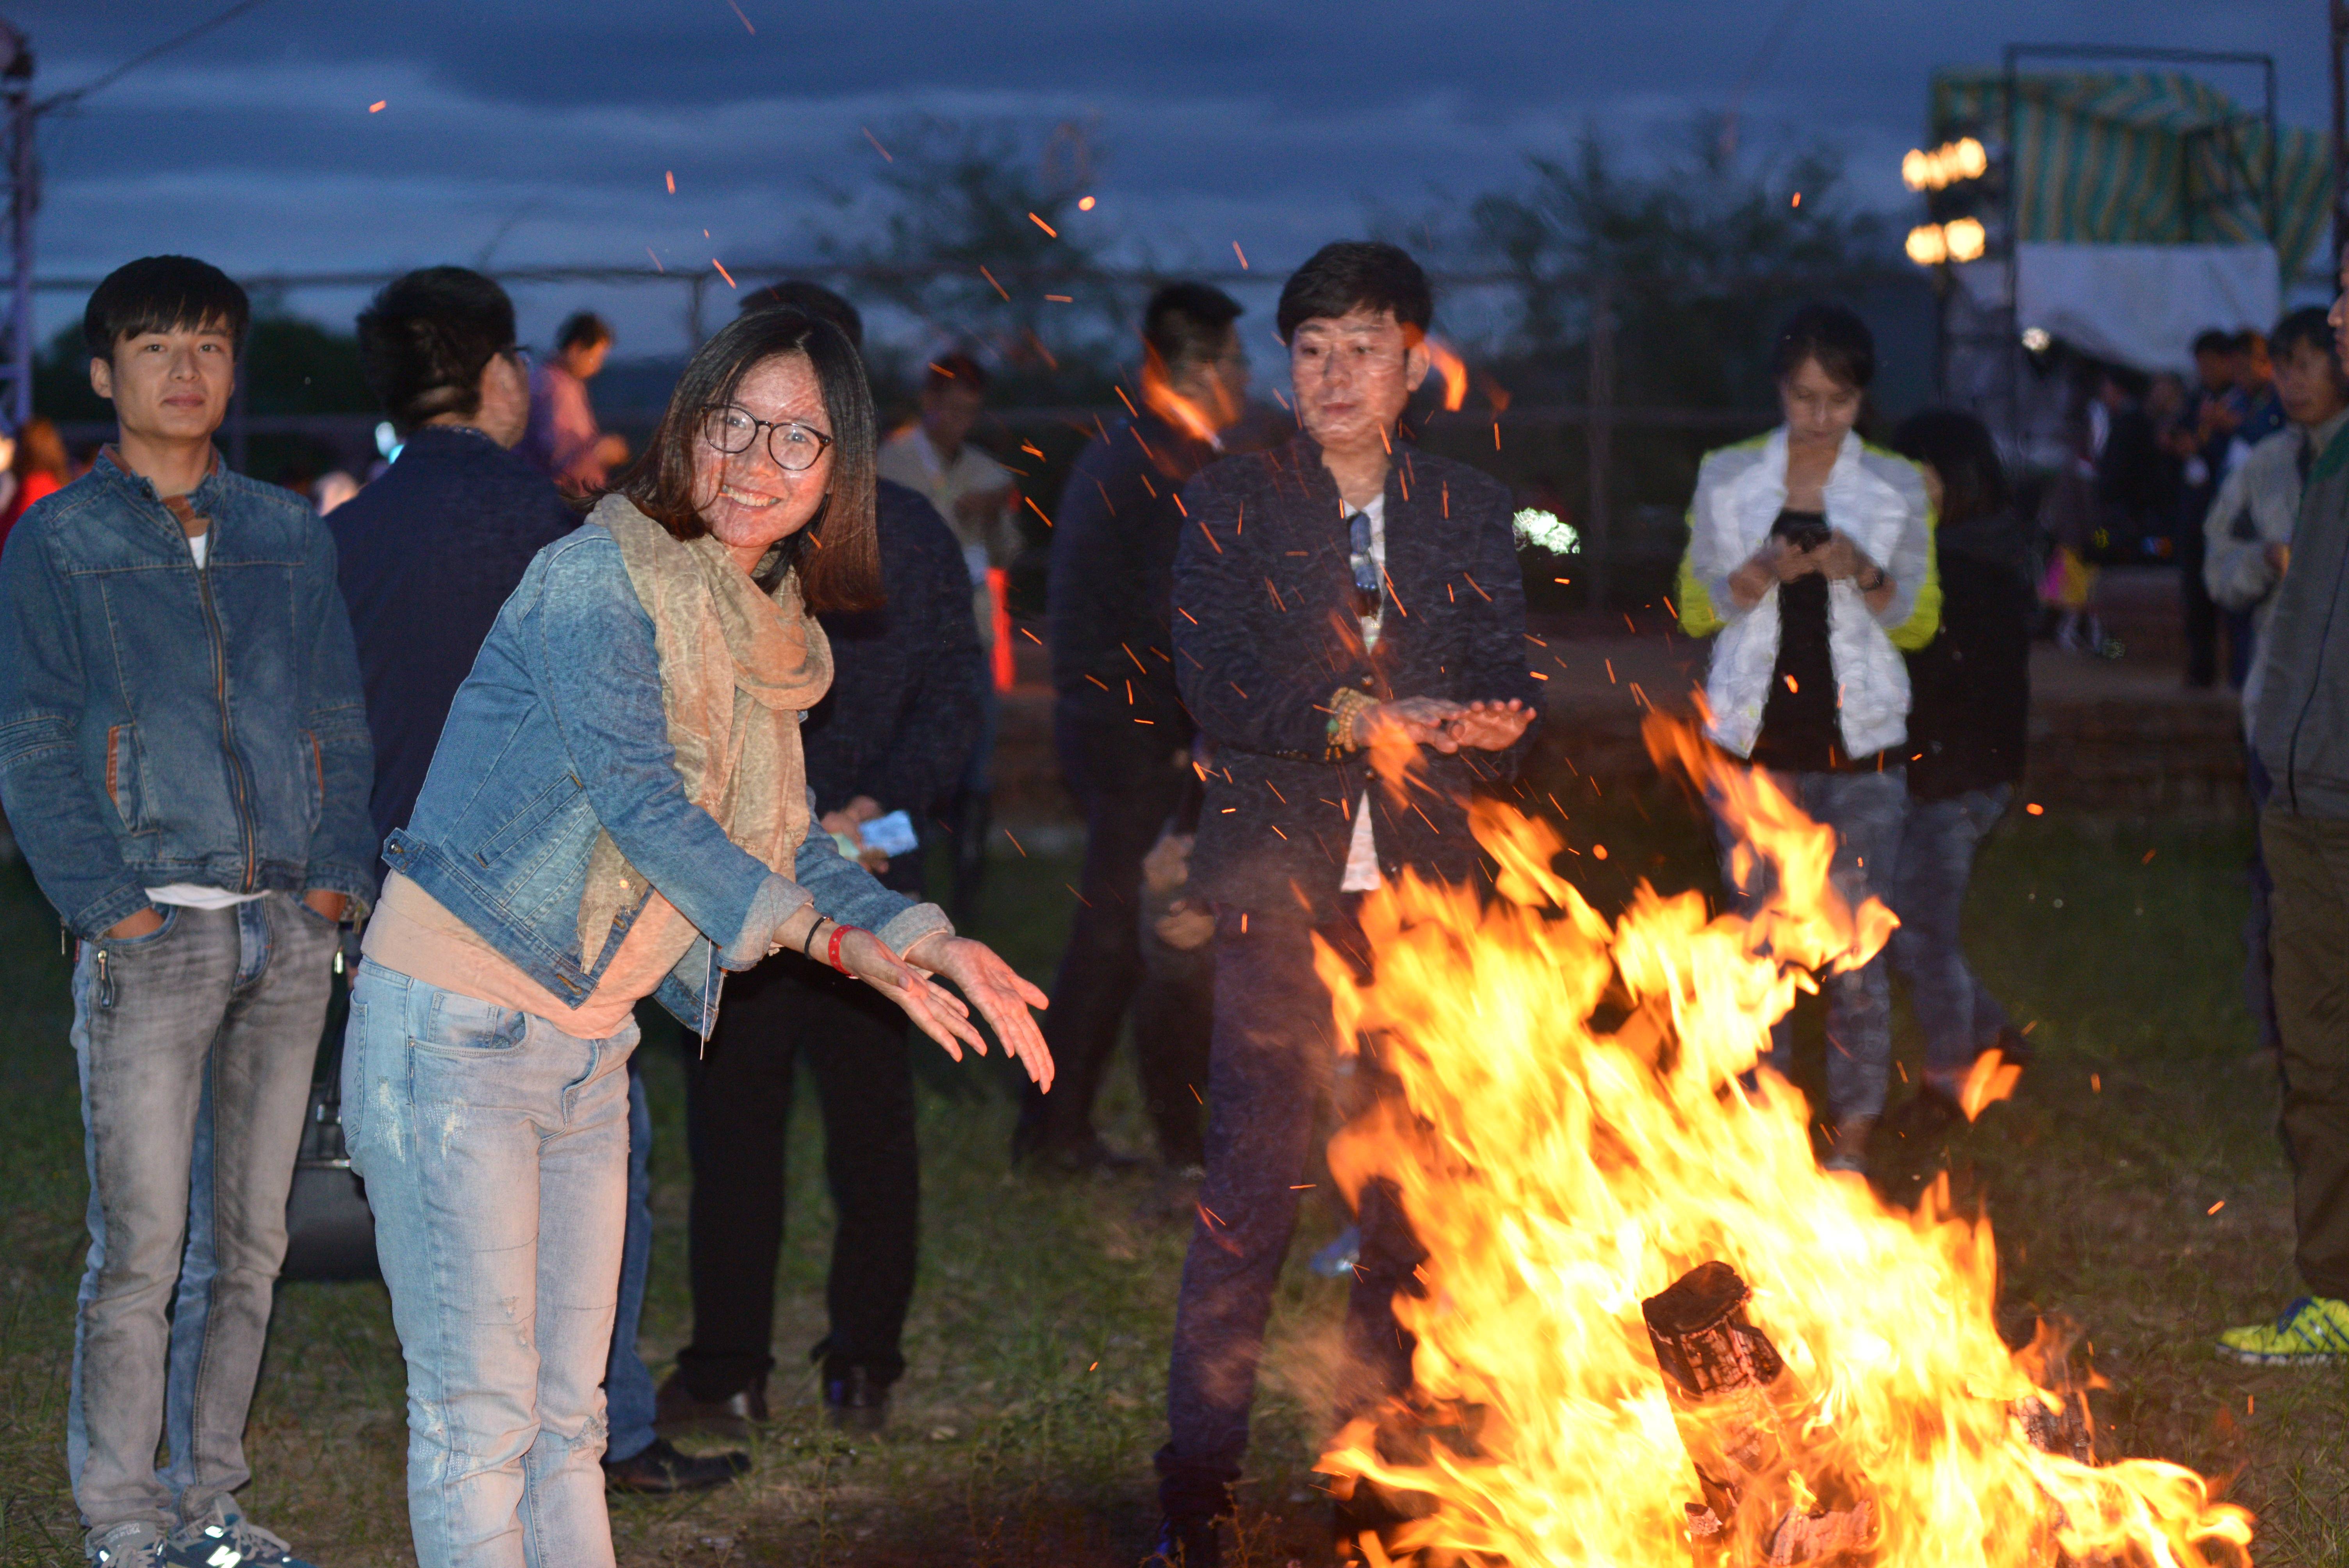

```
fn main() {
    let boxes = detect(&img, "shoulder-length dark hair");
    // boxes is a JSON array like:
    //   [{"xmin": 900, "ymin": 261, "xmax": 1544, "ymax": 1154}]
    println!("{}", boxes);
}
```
[
  {"xmin": 1888, "ymin": 407, "xmax": 2011, "ymax": 527},
  {"xmin": 614, "ymin": 307, "xmax": 881, "ymax": 612}
]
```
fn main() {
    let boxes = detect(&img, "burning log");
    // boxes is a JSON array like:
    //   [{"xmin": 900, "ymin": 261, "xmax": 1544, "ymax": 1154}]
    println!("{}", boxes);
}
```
[{"xmin": 1642, "ymin": 1261, "xmax": 1875, "ymax": 1566}]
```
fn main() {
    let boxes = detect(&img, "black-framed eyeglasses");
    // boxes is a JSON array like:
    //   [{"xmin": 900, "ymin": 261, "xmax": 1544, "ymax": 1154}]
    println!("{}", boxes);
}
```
[
  {"xmin": 497, "ymin": 343, "xmax": 530, "ymax": 369},
  {"xmin": 699, "ymin": 404, "xmax": 834, "ymax": 473}
]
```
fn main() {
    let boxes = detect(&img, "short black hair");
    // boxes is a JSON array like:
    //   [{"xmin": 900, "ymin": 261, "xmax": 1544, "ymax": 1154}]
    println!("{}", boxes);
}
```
[
  {"xmin": 2192, "ymin": 328, "xmax": 2238, "ymax": 360},
  {"xmin": 83, "ymin": 255, "xmax": 250, "ymax": 361},
  {"xmin": 740, "ymin": 280, "xmax": 863, "ymax": 350},
  {"xmin": 557, "ymin": 311, "xmax": 613, "ymax": 353},
  {"xmin": 2234, "ymin": 328, "xmax": 2268, "ymax": 358},
  {"xmin": 1143, "ymin": 282, "xmax": 1242, "ymax": 373},
  {"xmin": 356, "ymin": 266, "xmax": 517, "ymax": 434},
  {"xmin": 1276, "ymin": 241, "xmax": 1432, "ymax": 343},
  {"xmin": 1890, "ymin": 408, "xmax": 2010, "ymax": 528},
  {"xmin": 924, "ymin": 352, "xmax": 989, "ymax": 393},
  {"xmin": 1772, "ymin": 301, "xmax": 1875, "ymax": 390},
  {"xmin": 2272, "ymin": 305, "xmax": 2336, "ymax": 367}
]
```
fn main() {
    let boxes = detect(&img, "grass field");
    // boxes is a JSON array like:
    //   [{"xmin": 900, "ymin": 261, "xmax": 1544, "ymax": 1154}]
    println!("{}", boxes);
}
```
[{"xmin": 0, "ymin": 786, "xmax": 2344, "ymax": 1566}]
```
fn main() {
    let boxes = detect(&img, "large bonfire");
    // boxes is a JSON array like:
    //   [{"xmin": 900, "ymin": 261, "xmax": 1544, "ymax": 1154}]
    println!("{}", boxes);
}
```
[{"xmin": 1314, "ymin": 716, "xmax": 2253, "ymax": 1568}]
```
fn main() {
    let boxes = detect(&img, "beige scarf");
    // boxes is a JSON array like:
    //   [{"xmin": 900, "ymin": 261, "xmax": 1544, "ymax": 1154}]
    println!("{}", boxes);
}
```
[{"xmin": 576, "ymin": 494, "xmax": 832, "ymax": 969}]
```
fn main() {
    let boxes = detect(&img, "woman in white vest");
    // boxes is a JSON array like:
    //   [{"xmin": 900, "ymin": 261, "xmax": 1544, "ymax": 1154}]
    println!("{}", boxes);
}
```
[{"xmin": 1676, "ymin": 302, "xmax": 1939, "ymax": 1173}]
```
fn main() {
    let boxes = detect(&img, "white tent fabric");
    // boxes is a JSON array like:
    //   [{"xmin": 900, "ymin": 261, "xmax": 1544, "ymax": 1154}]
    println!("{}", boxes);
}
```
[{"xmin": 1954, "ymin": 242, "xmax": 2280, "ymax": 372}]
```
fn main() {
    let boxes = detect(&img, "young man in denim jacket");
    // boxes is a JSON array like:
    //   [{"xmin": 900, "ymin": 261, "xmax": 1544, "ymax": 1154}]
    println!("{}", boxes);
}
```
[{"xmin": 0, "ymin": 256, "xmax": 377, "ymax": 1568}]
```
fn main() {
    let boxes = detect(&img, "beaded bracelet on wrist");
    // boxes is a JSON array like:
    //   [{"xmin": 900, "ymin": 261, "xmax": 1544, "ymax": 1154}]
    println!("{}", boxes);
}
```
[{"xmin": 1326, "ymin": 687, "xmax": 1378, "ymax": 753}]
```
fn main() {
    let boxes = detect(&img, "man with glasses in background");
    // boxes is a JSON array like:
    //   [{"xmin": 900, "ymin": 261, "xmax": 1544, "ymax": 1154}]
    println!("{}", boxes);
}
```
[{"xmin": 1152, "ymin": 242, "xmax": 1540, "ymax": 1566}]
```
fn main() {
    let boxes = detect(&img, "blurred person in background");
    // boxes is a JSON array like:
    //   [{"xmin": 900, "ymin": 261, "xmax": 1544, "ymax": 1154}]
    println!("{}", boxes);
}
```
[
  {"xmin": 2230, "ymin": 328, "xmax": 2286, "ymax": 452},
  {"xmin": 340, "ymin": 307, "xmax": 1051, "ymax": 1566},
  {"xmin": 0, "ymin": 255, "xmax": 376, "ymax": 1568},
  {"xmin": 2218, "ymin": 253, "xmax": 2349, "ymax": 1366},
  {"xmin": 336, "ymin": 267, "xmax": 577, "ymax": 871},
  {"xmin": 637, "ymin": 280, "xmax": 984, "ymax": 1446},
  {"xmin": 2201, "ymin": 306, "xmax": 2349, "ymax": 1079},
  {"xmin": 1877, "ymin": 409, "xmax": 2035, "ymax": 1145},
  {"xmin": 2172, "ymin": 329, "xmax": 2246, "ymax": 686},
  {"xmin": 878, "ymin": 352, "xmax": 1019, "ymax": 920},
  {"xmin": 1019, "ymin": 281, "xmax": 1249, "ymax": 1174},
  {"xmin": 1155, "ymin": 241, "xmax": 1539, "ymax": 1567},
  {"xmin": 0, "ymin": 414, "xmax": 68, "ymax": 552},
  {"xmin": 518, "ymin": 310, "xmax": 629, "ymax": 494},
  {"xmin": 2091, "ymin": 365, "xmax": 2174, "ymax": 562},
  {"xmin": 308, "ymin": 471, "xmax": 360, "ymax": 515},
  {"xmin": 1677, "ymin": 301, "xmax": 1938, "ymax": 1174}
]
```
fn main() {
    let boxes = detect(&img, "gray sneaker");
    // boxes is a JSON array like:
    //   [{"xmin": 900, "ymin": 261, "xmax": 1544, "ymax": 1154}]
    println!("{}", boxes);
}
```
[
  {"xmin": 87, "ymin": 1521, "xmax": 166, "ymax": 1568},
  {"xmin": 162, "ymin": 1500, "xmax": 318, "ymax": 1568}
]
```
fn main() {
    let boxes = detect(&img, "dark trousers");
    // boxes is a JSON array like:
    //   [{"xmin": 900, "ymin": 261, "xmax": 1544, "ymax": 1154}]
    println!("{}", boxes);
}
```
[
  {"xmin": 1886, "ymin": 785, "xmax": 2014, "ymax": 1095},
  {"xmin": 2260, "ymin": 807, "xmax": 2349, "ymax": 1301},
  {"xmin": 2244, "ymin": 751, "xmax": 2282, "ymax": 1057},
  {"xmin": 1133, "ymin": 929, "xmax": 1214, "ymax": 1170},
  {"xmin": 2180, "ymin": 522, "xmax": 2219, "ymax": 687},
  {"xmin": 673, "ymin": 952, "xmax": 920, "ymax": 1397},
  {"xmin": 1020, "ymin": 715, "xmax": 1194, "ymax": 1156},
  {"xmin": 1156, "ymin": 908, "xmax": 1420, "ymax": 1518}
]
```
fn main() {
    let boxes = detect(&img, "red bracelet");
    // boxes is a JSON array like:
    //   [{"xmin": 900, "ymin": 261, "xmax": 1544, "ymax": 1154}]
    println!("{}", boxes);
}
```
[{"xmin": 827, "ymin": 923, "xmax": 865, "ymax": 975}]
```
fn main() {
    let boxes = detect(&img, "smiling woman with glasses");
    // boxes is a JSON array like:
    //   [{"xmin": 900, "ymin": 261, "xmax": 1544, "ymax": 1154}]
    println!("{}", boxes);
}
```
[{"xmin": 338, "ymin": 305, "xmax": 1053, "ymax": 1568}]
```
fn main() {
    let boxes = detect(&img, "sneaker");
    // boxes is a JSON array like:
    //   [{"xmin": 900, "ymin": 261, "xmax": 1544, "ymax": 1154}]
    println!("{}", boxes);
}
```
[
  {"xmin": 1147, "ymin": 1511, "xmax": 1223, "ymax": 1568},
  {"xmin": 87, "ymin": 1522, "xmax": 166, "ymax": 1568},
  {"xmin": 162, "ymin": 1501, "xmax": 316, "ymax": 1567},
  {"xmin": 2217, "ymin": 1295, "xmax": 2349, "ymax": 1365}
]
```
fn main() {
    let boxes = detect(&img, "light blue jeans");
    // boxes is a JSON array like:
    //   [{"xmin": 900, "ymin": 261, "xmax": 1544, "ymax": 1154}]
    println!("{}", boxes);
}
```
[
  {"xmin": 1713, "ymin": 765, "xmax": 1908, "ymax": 1125},
  {"xmin": 342, "ymin": 960, "xmax": 634, "ymax": 1568},
  {"xmin": 67, "ymin": 895, "xmax": 339, "ymax": 1543}
]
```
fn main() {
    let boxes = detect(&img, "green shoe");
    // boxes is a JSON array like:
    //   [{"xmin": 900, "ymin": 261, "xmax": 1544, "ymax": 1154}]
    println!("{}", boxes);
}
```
[{"xmin": 2217, "ymin": 1295, "xmax": 2349, "ymax": 1365}]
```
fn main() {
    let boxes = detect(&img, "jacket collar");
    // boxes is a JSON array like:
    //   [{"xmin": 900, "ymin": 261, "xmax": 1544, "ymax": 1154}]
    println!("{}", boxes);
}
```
[
  {"xmin": 94, "ymin": 443, "xmax": 226, "ymax": 520},
  {"xmin": 1275, "ymin": 428, "xmax": 1422, "ymax": 521}
]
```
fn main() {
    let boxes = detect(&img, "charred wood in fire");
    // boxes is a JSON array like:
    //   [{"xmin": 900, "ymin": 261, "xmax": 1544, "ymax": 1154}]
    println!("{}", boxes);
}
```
[{"xmin": 1643, "ymin": 1262, "xmax": 1875, "ymax": 1567}]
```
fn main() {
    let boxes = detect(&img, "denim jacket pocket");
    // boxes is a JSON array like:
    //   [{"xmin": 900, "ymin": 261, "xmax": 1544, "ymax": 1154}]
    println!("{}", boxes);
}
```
[
  {"xmin": 467, "ymin": 772, "xmax": 585, "ymax": 875},
  {"xmin": 103, "ymin": 723, "xmax": 152, "ymax": 835}
]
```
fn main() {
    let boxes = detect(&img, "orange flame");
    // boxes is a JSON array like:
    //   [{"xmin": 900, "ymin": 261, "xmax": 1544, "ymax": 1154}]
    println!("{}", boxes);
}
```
[
  {"xmin": 1313, "ymin": 713, "xmax": 2251, "ymax": 1568},
  {"xmin": 1140, "ymin": 345, "xmax": 1239, "ymax": 447},
  {"xmin": 1424, "ymin": 337, "xmax": 1470, "ymax": 412}
]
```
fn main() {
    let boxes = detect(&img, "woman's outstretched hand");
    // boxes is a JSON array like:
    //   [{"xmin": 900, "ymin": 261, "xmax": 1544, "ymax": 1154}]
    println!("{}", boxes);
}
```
[
  {"xmin": 832, "ymin": 928, "xmax": 991, "ymax": 1064},
  {"xmin": 857, "ymin": 931, "xmax": 1054, "ymax": 1090}
]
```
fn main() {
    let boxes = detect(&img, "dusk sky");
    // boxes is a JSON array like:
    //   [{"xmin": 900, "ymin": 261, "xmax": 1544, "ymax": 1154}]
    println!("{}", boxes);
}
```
[{"xmin": 11, "ymin": 0, "xmax": 2334, "ymax": 358}]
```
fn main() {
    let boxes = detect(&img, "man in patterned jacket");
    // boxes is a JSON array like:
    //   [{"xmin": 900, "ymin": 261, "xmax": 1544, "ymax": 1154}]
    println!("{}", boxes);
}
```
[{"xmin": 1152, "ymin": 241, "xmax": 1540, "ymax": 1566}]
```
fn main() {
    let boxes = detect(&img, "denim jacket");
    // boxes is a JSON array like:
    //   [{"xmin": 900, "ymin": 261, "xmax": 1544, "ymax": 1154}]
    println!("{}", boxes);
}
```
[
  {"xmin": 0, "ymin": 451, "xmax": 378, "ymax": 937},
  {"xmin": 382, "ymin": 520, "xmax": 944, "ymax": 1030}
]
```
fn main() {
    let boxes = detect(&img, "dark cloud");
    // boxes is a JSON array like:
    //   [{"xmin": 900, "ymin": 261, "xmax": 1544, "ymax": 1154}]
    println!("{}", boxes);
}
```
[{"xmin": 13, "ymin": 0, "xmax": 2328, "ymax": 353}]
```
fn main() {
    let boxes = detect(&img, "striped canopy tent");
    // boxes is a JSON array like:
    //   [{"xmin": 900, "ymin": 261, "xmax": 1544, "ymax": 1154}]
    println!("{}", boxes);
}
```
[{"xmin": 1931, "ymin": 69, "xmax": 2333, "ymax": 280}]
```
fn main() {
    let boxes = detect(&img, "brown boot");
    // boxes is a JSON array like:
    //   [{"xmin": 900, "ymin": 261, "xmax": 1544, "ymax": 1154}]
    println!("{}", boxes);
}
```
[{"xmin": 654, "ymin": 1369, "xmax": 768, "ymax": 1439}]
